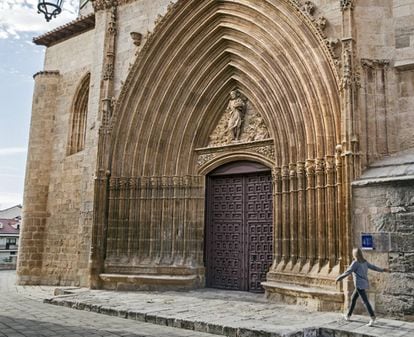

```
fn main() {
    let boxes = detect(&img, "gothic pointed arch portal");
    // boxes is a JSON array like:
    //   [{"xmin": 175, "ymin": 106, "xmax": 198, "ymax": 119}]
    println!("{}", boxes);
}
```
[{"xmin": 91, "ymin": 0, "xmax": 347, "ymax": 308}]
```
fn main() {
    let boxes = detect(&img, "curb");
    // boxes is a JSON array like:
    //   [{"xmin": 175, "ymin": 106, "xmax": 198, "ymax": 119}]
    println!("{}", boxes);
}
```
[{"xmin": 44, "ymin": 297, "xmax": 376, "ymax": 337}]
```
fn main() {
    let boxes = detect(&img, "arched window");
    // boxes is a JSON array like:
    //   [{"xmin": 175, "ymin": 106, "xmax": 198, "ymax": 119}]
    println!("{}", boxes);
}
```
[{"xmin": 68, "ymin": 73, "xmax": 90, "ymax": 155}]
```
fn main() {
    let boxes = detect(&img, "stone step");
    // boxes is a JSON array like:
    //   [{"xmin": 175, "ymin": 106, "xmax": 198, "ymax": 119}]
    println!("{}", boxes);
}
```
[
  {"xmin": 43, "ymin": 289, "xmax": 414, "ymax": 337},
  {"xmin": 99, "ymin": 273, "xmax": 202, "ymax": 291}
]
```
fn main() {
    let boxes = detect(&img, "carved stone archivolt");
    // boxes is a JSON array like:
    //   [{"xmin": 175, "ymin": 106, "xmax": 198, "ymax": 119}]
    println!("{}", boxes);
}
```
[
  {"xmin": 97, "ymin": 0, "xmax": 345, "ymax": 307},
  {"xmin": 208, "ymin": 90, "xmax": 270, "ymax": 147}
]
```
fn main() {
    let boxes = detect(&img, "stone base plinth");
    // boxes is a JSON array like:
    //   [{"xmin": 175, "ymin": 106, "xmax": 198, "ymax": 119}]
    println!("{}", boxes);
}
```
[
  {"xmin": 99, "ymin": 269, "xmax": 205, "ymax": 291},
  {"xmin": 263, "ymin": 280, "xmax": 344, "ymax": 311},
  {"xmin": 16, "ymin": 274, "xmax": 42, "ymax": 286}
]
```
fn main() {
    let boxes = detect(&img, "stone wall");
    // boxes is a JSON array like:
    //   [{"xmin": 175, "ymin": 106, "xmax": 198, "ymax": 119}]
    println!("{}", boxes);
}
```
[
  {"xmin": 392, "ymin": 0, "xmax": 414, "ymax": 154},
  {"xmin": 18, "ymin": 71, "xmax": 59, "ymax": 285},
  {"xmin": 356, "ymin": 0, "xmax": 414, "ymax": 167},
  {"xmin": 19, "ymin": 0, "xmax": 180, "ymax": 287},
  {"xmin": 352, "ymin": 152, "xmax": 414, "ymax": 320},
  {"xmin": 351, "ymin": 0, "xmax": 414, "ymax": 319},
  {"xmin": 114, "ymin": 0, "xmax": 173, "ymax": 96},
  {"xmin": 19, "ymin": 0, "xmax": 414, "ymax": 317},
  {"xmin": 19, "ymin": 31, "xmax": 96, "ymax": 286}
]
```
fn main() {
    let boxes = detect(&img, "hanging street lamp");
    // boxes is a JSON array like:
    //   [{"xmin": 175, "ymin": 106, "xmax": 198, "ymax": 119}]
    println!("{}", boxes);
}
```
[{"xmin": 37, "ymin": 0, "xmax": 64, "ymax": 22}]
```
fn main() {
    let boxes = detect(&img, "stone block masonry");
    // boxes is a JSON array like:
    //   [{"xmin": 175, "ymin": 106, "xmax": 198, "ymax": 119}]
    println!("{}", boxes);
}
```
[
  {"xmin": 18, "ymin": 0, "xmax": 414, "ymax": 320},
  {"xmin": 353, "ymin": 177, "xmax": 414, "ymax": 320},
  {"xmin": 17, "ymin": 71, "xmax": 60, "ymax": 285}
]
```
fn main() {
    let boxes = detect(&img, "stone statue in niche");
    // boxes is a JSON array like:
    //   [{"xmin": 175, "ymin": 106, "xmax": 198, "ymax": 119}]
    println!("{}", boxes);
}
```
[
  {"xmin": 226, "ymin": 89, "xmax": 246, "ymax": 141},
  {"xmin": 208, "ymin": 89, "xmax": 270, "ymax": 147}
]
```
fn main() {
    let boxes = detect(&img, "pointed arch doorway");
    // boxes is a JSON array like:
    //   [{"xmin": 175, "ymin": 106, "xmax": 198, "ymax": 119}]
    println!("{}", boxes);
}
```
[{"xmin": 205, "ymin": 161, "xmax": 273, "ymax": 293}]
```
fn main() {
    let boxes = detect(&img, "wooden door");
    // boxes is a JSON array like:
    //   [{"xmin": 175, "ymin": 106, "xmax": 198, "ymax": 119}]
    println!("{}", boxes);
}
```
[{"xmin": 205, "ymin": 162, "xmax": 273, "ymax": 292}]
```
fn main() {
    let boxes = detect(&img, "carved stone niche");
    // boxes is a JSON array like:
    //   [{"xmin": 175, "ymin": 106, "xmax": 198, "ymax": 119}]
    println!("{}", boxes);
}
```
[
  {"xmin": 208, "ymin": 89, "xmax": 271, "ymax": 147},
  {"xmin": 196, "ymin": 89, "xmax": 274, "ymax": 168}
]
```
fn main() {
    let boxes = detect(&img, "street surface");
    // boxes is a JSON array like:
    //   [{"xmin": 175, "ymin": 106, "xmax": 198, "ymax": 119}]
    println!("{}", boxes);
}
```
[
  {"xmin": 0, "ymin": 270, "xmax": 215, "ymax": 337},
  {"xmin": 2, "ymin": 270, "xmax": 414, "ymax": 337}
]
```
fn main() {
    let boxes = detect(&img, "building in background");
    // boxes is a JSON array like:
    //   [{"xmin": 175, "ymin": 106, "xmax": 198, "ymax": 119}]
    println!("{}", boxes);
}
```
[
  {"xmin": 0, "ymin": 205, "xmax": 22, "ymax": 220},
  {"xmin": 18, "ymin": 0, "xmax": 414, "ymax": 319},
  {"xmin": 0, "ymin": 205, "xmax": 21, "ymax": 269}
]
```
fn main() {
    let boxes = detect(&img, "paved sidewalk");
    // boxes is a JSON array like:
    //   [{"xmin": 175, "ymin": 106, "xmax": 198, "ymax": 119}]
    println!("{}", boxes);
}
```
[
  {"xmin": 44, "ymin": 285, "xmax": 414, "ymax": 337},
  {"xmin": 0, "ymin": 270, "xmax": 215, "ymax": 337}
]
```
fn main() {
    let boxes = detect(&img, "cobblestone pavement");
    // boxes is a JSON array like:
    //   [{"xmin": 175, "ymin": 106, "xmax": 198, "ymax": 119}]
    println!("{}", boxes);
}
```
[
  {"xmin": 0, "ymin": 270, "xmax": 215, "ymax": 337},
  {"xmin": 2, "ymin": 270, "xmax": 413, "ymax": 337}
]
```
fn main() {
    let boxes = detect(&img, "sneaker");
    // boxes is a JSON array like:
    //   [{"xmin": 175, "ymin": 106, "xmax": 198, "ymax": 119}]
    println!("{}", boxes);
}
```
[
  {"xmin": 343, "ymin": 314, "xmax": 350, "ymax": 321},
  {"xmin": 367, "ymin": 317, "xmax": 376, "ymax": 326}
]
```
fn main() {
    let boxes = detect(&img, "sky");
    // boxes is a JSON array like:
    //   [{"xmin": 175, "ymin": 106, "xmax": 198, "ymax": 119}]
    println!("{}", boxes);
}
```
[{"xmin": 0, "ymin": 0, "xmax": 78, "ymax": 210}]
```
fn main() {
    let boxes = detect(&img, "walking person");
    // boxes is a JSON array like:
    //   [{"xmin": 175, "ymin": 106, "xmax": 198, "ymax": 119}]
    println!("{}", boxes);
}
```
[{"xmin": 336, "ymin": 248, "xmax": 389, "ymax": 326}]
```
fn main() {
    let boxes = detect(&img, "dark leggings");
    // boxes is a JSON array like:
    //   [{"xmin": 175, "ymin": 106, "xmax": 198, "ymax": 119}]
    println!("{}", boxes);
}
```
[{"xmin": 347, "ymin": 288, "xmax": 375, "ymax": 318}]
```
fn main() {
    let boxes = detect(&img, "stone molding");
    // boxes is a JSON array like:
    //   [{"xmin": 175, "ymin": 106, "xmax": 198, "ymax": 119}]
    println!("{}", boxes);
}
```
[
  {"xmin": 394, "ymin": 59, "xmax": 414, "ymax": 71},
  {"xmin": 196, "ymin": 139, "xmax": 275, "ymax": 168},
  {"xmin": 33, "ymin": 70, "xmax": 60, "ymax": 79},
  {"xmin": 352, "ymin": 175, "xmax": 414, "ymax": 186},
  {"xmin": 361, "ymin": 58, "xmax": 390, "ymax": 69},
  {"xmin": 92, "ymin": 0, "xmax": 160, "ymax": 11}
]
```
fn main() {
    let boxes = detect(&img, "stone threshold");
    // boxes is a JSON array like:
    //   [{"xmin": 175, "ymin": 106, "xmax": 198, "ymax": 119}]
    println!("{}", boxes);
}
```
[
  {"xmin": 99, "ymin": 273, "xmax": 203, "ymax": 291},
  {"xmin": 44, "ymin": 292, "xmax": 383, "ymax": 337}
]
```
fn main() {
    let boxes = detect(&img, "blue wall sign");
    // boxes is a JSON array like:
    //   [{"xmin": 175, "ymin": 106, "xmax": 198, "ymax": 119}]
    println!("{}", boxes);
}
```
[{"xmin": 361, "ymin": 233, "xmax": 374, "ymax": 250}]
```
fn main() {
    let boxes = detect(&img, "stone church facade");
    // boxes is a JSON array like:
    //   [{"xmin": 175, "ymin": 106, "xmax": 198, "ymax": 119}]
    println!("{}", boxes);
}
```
[{"xmin": 18, "ymin": 0, "xmax": 413, "ymax": 319}]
